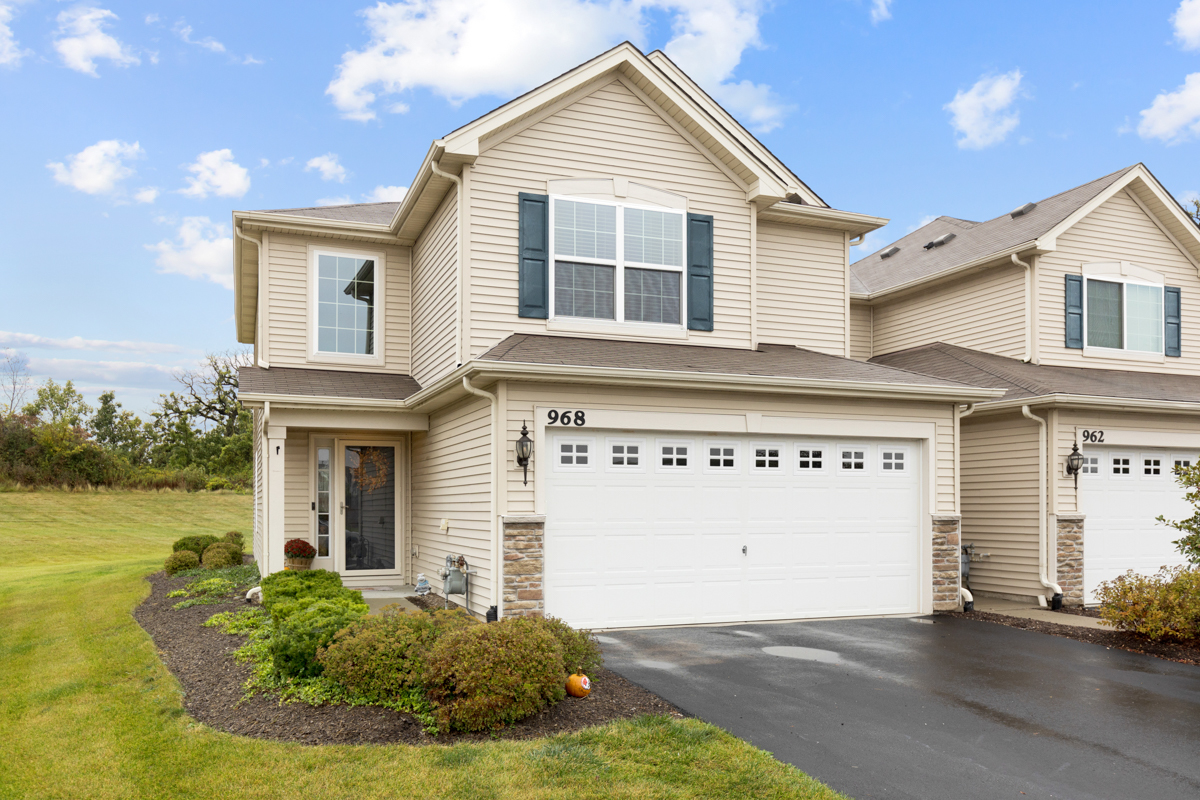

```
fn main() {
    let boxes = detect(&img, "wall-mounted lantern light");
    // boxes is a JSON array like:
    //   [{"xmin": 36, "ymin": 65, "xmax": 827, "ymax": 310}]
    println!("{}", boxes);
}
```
[
  {"xmin": 1066, "ymin": 443, "xmax": 1085, "ymax": 489},
  {"xmin": 515, "ymin": 422, "xmax": 533, "ymax": 486}
]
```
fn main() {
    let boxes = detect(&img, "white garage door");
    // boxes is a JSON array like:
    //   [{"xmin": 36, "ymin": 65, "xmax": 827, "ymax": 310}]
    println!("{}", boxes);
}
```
[
  {"xmin": 545, "ymin": 431, "xmax": 923, "ymax": 629},
  {"xmin": 1079, "ymin": 448, "xmax": 1194, "ymax": 604}
]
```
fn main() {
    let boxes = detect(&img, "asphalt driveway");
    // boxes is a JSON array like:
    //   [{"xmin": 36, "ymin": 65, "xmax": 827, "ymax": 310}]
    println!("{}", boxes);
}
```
[{"xmin": 601, "ymin": 615, "xmax": 1200, "ymax": 800}]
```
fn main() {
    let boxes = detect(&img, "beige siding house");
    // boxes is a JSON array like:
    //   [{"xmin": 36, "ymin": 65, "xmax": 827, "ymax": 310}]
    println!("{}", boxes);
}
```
[
  {"xmin": 852, "ymin": 165, "xmax": 1200, "ymax": 606},
  {"xmin": 232, "ymin": 44, "xmax": 999, "ymax": 628}
]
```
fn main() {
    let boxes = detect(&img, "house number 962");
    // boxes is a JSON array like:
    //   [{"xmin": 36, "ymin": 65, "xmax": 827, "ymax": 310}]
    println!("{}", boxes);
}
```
[
  {"xmin": 1081, "ymin": 429, "xmax": 1105, "ymax": 443},
  {"xmin": 547, "ymin": 410, "xmax": 586, "ymax": 426}
]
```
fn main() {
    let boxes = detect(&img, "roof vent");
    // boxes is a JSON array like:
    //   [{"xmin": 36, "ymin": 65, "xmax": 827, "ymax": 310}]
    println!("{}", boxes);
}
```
[
  {"xmin": 1010, "ymin": 201, "xmax": 1037, "ymax": 218},
  {"xmin": 923, "ymin": 233, "xmax": 956, "ymax": 250},
  {"xmin": 880, "ymin": 246, "xmax": 900, "ymax": 259}
]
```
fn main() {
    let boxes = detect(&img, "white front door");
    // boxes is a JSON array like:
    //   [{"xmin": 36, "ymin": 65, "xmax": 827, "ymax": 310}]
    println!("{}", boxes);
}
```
[
  {"xmin": 544, "ymin": 432, "xmax": 923, "ymax": 629},
  {"xmin": 1079, "ymin": 447, "xmax": 1195, "ymax": 604}
]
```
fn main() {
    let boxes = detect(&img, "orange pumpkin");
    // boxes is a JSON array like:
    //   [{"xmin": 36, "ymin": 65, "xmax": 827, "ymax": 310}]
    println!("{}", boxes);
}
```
[{"xmin": 566, "ymin": 670, "xmax": 591, "ymax": 698}]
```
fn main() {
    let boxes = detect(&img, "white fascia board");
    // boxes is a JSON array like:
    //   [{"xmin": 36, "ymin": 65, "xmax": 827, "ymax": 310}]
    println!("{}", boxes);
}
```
[
  {"xmin": 759, "ymin": 202, "xmax": 889, "ymax": 235},
  {"xmin": 853, "ymin": 240, "xmax": 1044, "ymax": 303},
  {"xmin": 970, "ymin": 393, "xmax": 1200, "ymax": 417},
  {"xmin": 237, "ymin": 392, "xmax": 410, "ymax": 410},
  {"xmin": 234, "ymin": 210, "xmax": 400, "ymax": 243}
]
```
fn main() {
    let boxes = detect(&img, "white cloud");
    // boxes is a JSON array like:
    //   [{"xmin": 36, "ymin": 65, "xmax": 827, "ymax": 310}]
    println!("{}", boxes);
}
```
[
  {"xmin": 134, "ymin": 186, "xmax": 159, "ymax": 204},
  {"xmin": 26, "ymin": 357, "xmax": 182, "ymax": 388},
  {"xmin": 47, "ymin": 139, "xmax": 143, "ymax": 195},
  {"xmin": 907, "ymin": 214, "xmax": 938, "ymax": 233},
  {"xmin": 1175, "ymin": 0, "xmax": 1200, "ymax": 49},
  {"xmin": 180, "ymin": 149, "xmax": 250, "ymax": 198},
  {"xmin": 945, "ymin": 70, "xmax": 1023, "ymax": 149},
  {"xmin": 316, "ymin": 195, "xmax": 354, "ymax": 206},
  {"xmin": 1138, "ymin": 72, "xmax": 1200, "ymax": 143},
  {"xmin": 53, "ymin": 6, "xmax": 139, "ymax": 76},
  {"xmin": 242, "ymin": 54, "xmax": 264, "ymax": 65},
  {"xmin": 364, "ymin": 184, "xmax": 408, "ymax": 202},
  {"xmin": 326, "ymin": 0, "xmax": 787, "ymax": 133},
  {"xmin": 0, "ymin": 4, "xmax": 31, "ymax": 68},
  {"xmin": 144, "ymin": 13, "xmax": 160, "ymax": 25},
  {"xmin": 850, "ymin": 228, "xmax": 888, "ymax": 254},
  {"xmin": 869, "ymin": 0, "xmax": 893, "ymax": 24},
  {"xmin": 306, "ymin": 153, "xmax": 347, "ymax": 182},
  {"xmin": 174, "ymin": 21, "xmax": 225, "ymax": 53},
  {"xmin": 0, "ymin": 331, "xmax": 187, "ymax": 355},
  {"xmin": 147, "ymin": 217, "xmax": 233, "ymax": 289}
]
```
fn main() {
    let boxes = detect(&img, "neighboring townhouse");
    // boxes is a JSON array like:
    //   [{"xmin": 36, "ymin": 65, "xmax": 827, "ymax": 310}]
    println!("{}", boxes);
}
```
[
  {"xmin": 232, "ymin": 43, "xmax": 999, "ymax": 629},
  {"xmin": 849, "ymin": 164, "xmax": 1200, "ymax": 606}
]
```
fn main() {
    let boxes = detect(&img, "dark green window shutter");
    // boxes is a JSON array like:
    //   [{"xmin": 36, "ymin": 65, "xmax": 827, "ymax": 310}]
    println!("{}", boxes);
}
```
[
  {"xmin": 686, "ymin": 212, "xmax": 714, "ymax": 332},
  {"xmin": 1166, "ymin": 286, "xmax": 1182, "ymax": 357},
  {"xmin": 517, "ymin": 192, "xmax": 549, "ymax": 319},
  {"xmin": 1064, "ymin": 274, "xmax": 1083, "ymax": 349}
]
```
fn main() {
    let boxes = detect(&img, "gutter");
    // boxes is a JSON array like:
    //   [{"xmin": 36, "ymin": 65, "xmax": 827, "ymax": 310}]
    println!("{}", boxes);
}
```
[
  {"xmin": 1021, "ymin": 405, "xmax": 1065, "ymax": 607},
  {"xmin": 850, "ymin": 240, "xmax": 1041, "ymax": 302},
  {"xmin": 967, "ymin": 393, "xmax": 1200, "ymax": 417}
]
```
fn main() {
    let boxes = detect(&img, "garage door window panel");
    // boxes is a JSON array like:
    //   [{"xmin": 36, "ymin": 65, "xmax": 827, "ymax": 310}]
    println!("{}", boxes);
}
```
[
  {"xmin": 555, "ymin": 438, "xmax": 595, "ymax": 471},
  {"xmin": 1142, "ymin": 455, "xmax": 1163, "ymax": 477},
  {"xmin": 839, "ymin": 446, "xmax": 869, "ymax": 474},
  {"xmin": 751, "ymin": 443, "xmax": 784, "ymax": 473},
  {"xmin": 880, "ymin": 448, "xmax": 909, "ymax": 474},
  {"xmin": 796, "ymin": 444, "xmax": 827, "ymax": 472},
  {"xmin": 1175, "ymin": 455, "xmax": 1195, "ymax": 469},
  {"xmin": 1081, "ymin": 454, "xmax": 1100, "ymax": 476},
  {"xmin": 657, "ymin": 440, "xmax": 693, "ymax": 472},
  {"xmin": 705, "ymin": 441, "xmax": 739, "ymax": 473},
  {"xmin": 1111, "ymin": 456, "xmax": 1132, "ymax": 477},
  {"xmin": 607, "ymin": 439, "xmax": 645, "ymax": 471}
]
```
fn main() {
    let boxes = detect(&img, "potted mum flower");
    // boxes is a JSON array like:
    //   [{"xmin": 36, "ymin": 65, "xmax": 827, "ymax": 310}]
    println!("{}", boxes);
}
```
[{"xmin": 284, "ymin": 538, "xmax": 317, "ymax": 570}]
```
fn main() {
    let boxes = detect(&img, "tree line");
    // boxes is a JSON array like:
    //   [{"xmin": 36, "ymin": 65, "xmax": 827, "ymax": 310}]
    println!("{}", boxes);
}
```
[{"xmin": 0, "ymin": 350, "xmax": 252, "ymax": 490}]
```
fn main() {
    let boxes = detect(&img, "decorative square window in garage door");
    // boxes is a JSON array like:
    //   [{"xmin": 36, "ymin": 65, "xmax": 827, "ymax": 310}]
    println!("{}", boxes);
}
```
[
  {"xmin": 1112, "ymin": 456, "xmax": 1131, "ymax": 476},
  {"xmin": 705, "ymin": 441, "xmax": 738, "ymax": 472},
  {"xmin": 1176, "ymin": 456, "xmax": 1194, "ymax": 469},
  {"xmin": 608, "ymin": 440, "xmax": 645, "ymax": 471},
  {"xmin": 751, "ymin": 444, "xmax": 783, "ymax": 471},
  {"xmin": 839, "ymin": 447, "xmax": 868, "ymax": 473},
  {"xmin": 657, "ymin": 441, "xmax": 692, "ymax": 471},
  {"xmin": 1143, "ymin": 456, "xmax": 1162, "ymax": 476},
  {"xmin": 1081, "ymin": 455, "xmax": 1100, "ymax": 475},
  {"xmin": 556, "ymin": 439, "xmax": 595, "ymax": 471},
  {"xmin": 796, "ymin": 445, "xmax": 825, "ymax": 471},
  {"xmin": 881, "ymin": 449, "xmax": 908, "ymax": 473}
]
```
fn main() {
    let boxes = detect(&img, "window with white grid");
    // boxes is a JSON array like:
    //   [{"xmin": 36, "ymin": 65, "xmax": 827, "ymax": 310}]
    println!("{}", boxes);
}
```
[
  {"xmin": 840, "ymin": 447, "xmax": 867, "ymax": 472},
  {"xmin": 751, "ymin": 444, "xmax": 783, "ymax": 472},
  {"xmin": 658, "ymin": 441, "xmax": 692, "ymax": 471},
  {"xmin": 555, "ymin": 439, "xmax": 594, "ymax": 471},
  {"xmin": 881, "ymin": 449, "xmax": 907, "ymax": 473},
  {"xmin": 608, "ymin": 440, "xmax": 644, "ymax": 470},
  {"xmin": 796, "ymin": 446, "xmax": 825, "ymax": 471},
  {"xmin": 705, "ymin": 442, "xmax": 738, "ymax": 472},
  {"xmin": 1112, "ymin": 456, "xmax": 1131, "ymax": 475},
  {"xmin": 1143, "ymin": 457, "xmax": 1162, "ymax": 476},
  {"xmin": 1081, "ymin": 456, "xmax": 1100, "ymax": 475},
  {"xmin": 1176, "ymin": 457, "xmax": 1194, "ymax": 469}
]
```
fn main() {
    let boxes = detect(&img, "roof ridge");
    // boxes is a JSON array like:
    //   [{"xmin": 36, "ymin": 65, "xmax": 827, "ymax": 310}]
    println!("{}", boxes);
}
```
[
  {"xmin": 968, "ymin": 164, "xmax": 1137, "ymax": 229},
  {"xmin": 262, "ymin": 201, "xmax": 402, "ymax": 213}
]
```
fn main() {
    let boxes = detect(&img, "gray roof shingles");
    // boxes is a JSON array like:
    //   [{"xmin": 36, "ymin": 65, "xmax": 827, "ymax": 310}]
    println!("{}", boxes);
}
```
[
  {"xmin": 480, "ymin": 333, "xmax": 984, "ymax": 390},
  {"xmin": 871, "ymin": 343, "xmax": 1200, "ymax": 404},
  {"xmin": 253, "ymin": 202, "xmax": 401, "ymax": 225},
  {"xmin": 850, "ymin": 166, "xmax": 1137, "ymax": 296},
  {"xmin": 238, "ymin": 366, "xmax": 421, "ymax": 401}
]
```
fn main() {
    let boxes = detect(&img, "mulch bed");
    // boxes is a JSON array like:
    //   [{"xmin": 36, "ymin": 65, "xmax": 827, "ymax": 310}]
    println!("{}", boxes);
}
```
[
  {"xmin": 134, "ymin": 571, "xmax": 683, "ymax": 746},
  {"xmin": 1054, "ymin": 605, "xmax": 1101, "ymax": 618},
  {"xmin": 940, "ymin": 609, "xmax": 1200, "ymax": 667},
  {"xmin": 406, "ymin": 593, "xmax": 466, "ymax": 613}
]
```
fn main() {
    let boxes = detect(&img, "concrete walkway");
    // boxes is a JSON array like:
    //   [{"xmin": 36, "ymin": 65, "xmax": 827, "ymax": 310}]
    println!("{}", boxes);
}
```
[
  {"xmin": 357, "ymin": 586, "xmax": 418, "ymax": 614},
  {"xmin": 975, "ymin": 597, "xmax": 1107, "ymax": 629}
]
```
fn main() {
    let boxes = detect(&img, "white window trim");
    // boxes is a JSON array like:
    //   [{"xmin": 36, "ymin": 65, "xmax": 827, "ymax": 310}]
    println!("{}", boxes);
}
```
[
  {"xmin": 1140, "ymin": 453, "xmax": 1165, "ymax": 478},
  {"xmin": 1081, "ymin": 271, "xmax": 1165, "ymax": 359},
  {"xmin": 749, "ymin": 442, "xmax": 786, "ymax": 473},
  {"xmin": 553, "ymin": 437, "xmax": 596, "ymax": 472},
  {"xmin": 879, "ymin": 446, "xmax": 911, "ymax": 476},
  {"xmin": 548, "ymin": 194, "xmax": 687, "ymax": 330},
  {"xmin": 703, "ymin": 440, "xmax": 740, "ymax": 474},
  {"xmin": 1110, "ymin": 454, "xmax": 1134, "ymax": 479},
  {"xmin": 837, "ymin": 444, "xmax": 870, "ymax": 474},
  {"xmin": 308, "ymin": 243, "xmax": 387, "ymax": 367},
  {"xmin": 310, "ymin": 436, "xmax": 334, "ymax": 564},
  {"xmin": 794, "ymin": 443, "xmax": 829, "ymax": 472},
  {"xmin": 606, "ymin": 438, "xmax": 647, "ymax": 472},
  {"xmin": 655, "ymin": 439, "xmax": 695, "ymax": 473}
]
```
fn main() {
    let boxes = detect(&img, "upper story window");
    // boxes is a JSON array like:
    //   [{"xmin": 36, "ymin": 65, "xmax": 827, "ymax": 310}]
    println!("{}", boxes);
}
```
[
  {"xmin": 309, "ymin": 246, "xmax": 386, "ymax": 366},
  {"xmin": 551, "ymin": 196, "xmax": 685, "ymax": 327},
  {"xmin": 1085, "ymin": 277, "xmax": 1162, "ymax": 353}
]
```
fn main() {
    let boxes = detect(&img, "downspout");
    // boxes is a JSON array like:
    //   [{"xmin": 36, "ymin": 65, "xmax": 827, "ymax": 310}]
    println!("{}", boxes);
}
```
[
  {"xmin": 261, "ymin": 400, "xmax": 270, "ymax": 573},
  {"xmin": 462, "ymin": 376, "xmax": 500, "ymax": 617},
  {"xmin": 848, "ymin": 233, "xmax": 866, "ymax": 246},
  {"xmin": 1011, "ymin": 253, "xmax": 1033, "ymax": 364},
  {"xmin": 235, "ymin": 225, "xmax": 268, "ymax": 368},
  {"xmin": 957, "ymin": 403, "xmax": 975, "ymax": 609},
  {"xmin": 430, "ymin": 161, "xmax": 464, "ymax": 367},
  {"xmin": 1021, "ymin": 405, "xmax": 1064, "ymax": 607}
]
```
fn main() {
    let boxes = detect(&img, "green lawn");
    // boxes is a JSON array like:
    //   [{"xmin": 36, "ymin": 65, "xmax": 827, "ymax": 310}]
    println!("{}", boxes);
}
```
[{"xmin": 0, "ymin": 490, "xmax": 845, "ymax": 800}]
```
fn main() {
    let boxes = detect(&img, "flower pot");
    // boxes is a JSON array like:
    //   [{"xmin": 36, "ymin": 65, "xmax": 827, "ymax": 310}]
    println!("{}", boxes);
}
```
[{"xmin": 284, "ymin": 557, "xmax": 313, "ymax": 571}]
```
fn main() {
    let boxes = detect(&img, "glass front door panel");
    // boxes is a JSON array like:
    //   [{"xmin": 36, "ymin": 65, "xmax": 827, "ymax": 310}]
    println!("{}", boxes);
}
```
[
  {"xmin": 316, "ymin": 447, "xmax": 331, "ymax": 558},
  {"xmin": 344, "ymin": 445, "xmax": 396, "ymax": 571}
]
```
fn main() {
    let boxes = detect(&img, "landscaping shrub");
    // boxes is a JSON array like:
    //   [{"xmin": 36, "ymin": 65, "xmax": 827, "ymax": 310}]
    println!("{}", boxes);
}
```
[
  {"xmin": 533, "ymin": 616, "xmax": 603, "ymax": 676},
  {"xmin": 164, "ymin": 550, "xmax": 199, "ymax": 575},
  {"xmin": 270, "ymin": 597, "xmax": 369, "ymax": 679},
  {"xmin": 173, "ymin": 535, "xmax": 219, "ymax": 558},
  {"xmin": 172, "ymin": 576, "xmax": 239, "ymax": 608},
  {"xmin": 260, "ymin": 569, "xmax": 348, "ymax": 611},
  {"xmin": 1096, "ymin": 566, "xmax": 1200, "ymax": 640},
  {"xmin": 202, "ymin": 542, "xmax": 239, "ymax": 569},
  {"xmin": 425, "ymin": 618, "xmax": 566, "ymax": 732},
  {"xmin": 223, "ymin": 531, "xmax": 245, "ymax": 550},
  {"xmin": 318, "ymin": 607, "xmax": 477, "ymax": 707}
]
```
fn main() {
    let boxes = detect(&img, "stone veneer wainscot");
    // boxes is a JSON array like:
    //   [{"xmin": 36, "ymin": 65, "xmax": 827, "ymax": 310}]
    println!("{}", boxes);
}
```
[
  {"xmin": 1056, "ymin": 513, "xmax": 1085, "ymax": 606},
  {"xmin": 932, "ymin": 515, "xmax": 962, "ymax": 612},
  {"xmin": 501, "ymin": 515, "xmax": 545, "ymax": 618}
]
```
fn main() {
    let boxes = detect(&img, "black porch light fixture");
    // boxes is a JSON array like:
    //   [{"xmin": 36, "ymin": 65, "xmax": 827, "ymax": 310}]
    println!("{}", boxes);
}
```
[
  {"xmin": 515, "ymin": 422, "xmax": 533, "ymax": 486},
  {"xmin": 1066, "ymin": 443, "xmax": 1085, "ymax": 489}
]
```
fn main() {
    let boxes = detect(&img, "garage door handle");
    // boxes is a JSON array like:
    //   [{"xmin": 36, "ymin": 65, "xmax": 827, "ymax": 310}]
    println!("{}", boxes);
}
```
[{"xmin": 742, "ymin": 546, "xmax": 747, "ymax": 555}]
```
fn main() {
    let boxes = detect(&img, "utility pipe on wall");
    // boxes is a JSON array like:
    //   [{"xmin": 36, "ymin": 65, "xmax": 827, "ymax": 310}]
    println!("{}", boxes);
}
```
[
  {"xmin": 1011, "ymin": 253, "xmax": 1034, "ymax": 364},
  {"xmin": 430, "ymin": 161, "xmax": 464, "ymax": 367},
  {"xmin": 1021, "ymin": 405, "xmax": 1064, "ymax": 607},
  {"xmin": 235, "ymin": 226, "xmax": 268, "ymax": 368},
  {"xmin": 462, "ymin": 376, "xmax": 501, "ymax": 615}
]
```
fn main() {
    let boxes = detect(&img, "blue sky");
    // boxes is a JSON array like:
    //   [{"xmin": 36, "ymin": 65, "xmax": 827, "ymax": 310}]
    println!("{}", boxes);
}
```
[{"xmin": 2, "ymin": 0, "xmax": 1199, "ymax": 414}]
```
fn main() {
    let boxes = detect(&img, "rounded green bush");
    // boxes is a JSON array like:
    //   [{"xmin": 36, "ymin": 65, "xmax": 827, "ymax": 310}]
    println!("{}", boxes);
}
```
[
  {"xmin": 318, "ymin": 607, "xmax": 477, "ymax": 705},
  {"xmin": 532, "ymin": 616, "xmax": 603, "ymax": 676},
  {"xmin": 201, "ymin": 542, "xmax": 238, "ymax": 569},
  {"xmin": 270, "ymin": 596, "xmax": 369, "ymax": 679},
  {"xmin": 260, "ymin": 569, "xmax": 347, "ymax": 611},
  {"xmin": 223, "ymin": 531, "xmax": 245, "ymax": 550},
  {"xmin": 173, "ymin": 535, "xmax": 219, "ymax": 558},
  {"xmin": 1097, "ymin": 565, "xmax": 1200, "ymax": 640},
  {"xmin": 164, "ymin": 549, "xmax": 200, "ymax": 575},
  {"xmin": 425, "ymin": 618, "xmax": 566, "ymax": 732}
]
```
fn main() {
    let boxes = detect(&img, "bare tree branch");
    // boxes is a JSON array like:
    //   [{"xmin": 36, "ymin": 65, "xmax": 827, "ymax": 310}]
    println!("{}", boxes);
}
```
[{"xmin": 1, "ymin": 349, "xmax": 32, "ymax": 417}]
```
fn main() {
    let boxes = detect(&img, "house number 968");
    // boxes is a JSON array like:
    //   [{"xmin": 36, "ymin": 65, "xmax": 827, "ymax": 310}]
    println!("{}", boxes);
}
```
[
  {"xmin": 547, "ymin": 410, "xmax": 586, "ymax": 426},
  {"xmin": 1081, "ymin": 429, "xmax": 1105, "ymax": 443}
]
